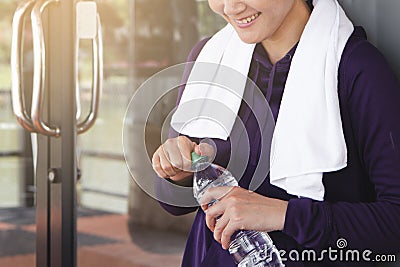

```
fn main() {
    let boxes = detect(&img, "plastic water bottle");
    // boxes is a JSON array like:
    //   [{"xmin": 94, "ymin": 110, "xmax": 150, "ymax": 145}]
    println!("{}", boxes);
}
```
[{"xmin": 191, "ymin": 152, "xmax": 284, "ymax": 267}]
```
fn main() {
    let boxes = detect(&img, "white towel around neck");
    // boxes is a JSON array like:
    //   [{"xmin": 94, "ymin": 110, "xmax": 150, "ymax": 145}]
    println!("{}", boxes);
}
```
[
  {"xmin": 170, "ymin": 0, "xmax": 354, "ymax": 201},
  {"xmin": 170, "ymin": 24, "xmax": 255, "ymax": 139}
]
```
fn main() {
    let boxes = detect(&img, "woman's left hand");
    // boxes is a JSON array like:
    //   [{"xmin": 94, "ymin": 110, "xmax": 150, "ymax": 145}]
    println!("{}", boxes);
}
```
[{"xmin": 201, "ymin": 186, "xmax": 288, "ymax": 250}]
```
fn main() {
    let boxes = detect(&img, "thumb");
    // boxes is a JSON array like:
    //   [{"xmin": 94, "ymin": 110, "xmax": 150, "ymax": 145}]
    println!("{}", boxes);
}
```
[{"xmin": 194, "ymin": 143, "xmax": 202, "ymax": 155}]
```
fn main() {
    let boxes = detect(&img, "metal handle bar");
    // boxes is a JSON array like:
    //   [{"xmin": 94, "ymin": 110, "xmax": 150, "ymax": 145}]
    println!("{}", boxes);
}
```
[
  {"xmin": 77, "ymin": 14, "xmax": 103, "ymax": 134},
  {"xmin": 11, "ymin": 0, "xmax": 37, "ymax": 132},
  {"xmin": 31, "ymin": 0, "xmax": 61, "ymax": 137}
]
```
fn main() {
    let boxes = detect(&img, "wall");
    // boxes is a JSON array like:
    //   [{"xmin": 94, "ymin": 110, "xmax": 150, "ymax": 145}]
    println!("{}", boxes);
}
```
[{"xmin": 339, "ymin": 0, "xmax": 400, "ymax": 79}]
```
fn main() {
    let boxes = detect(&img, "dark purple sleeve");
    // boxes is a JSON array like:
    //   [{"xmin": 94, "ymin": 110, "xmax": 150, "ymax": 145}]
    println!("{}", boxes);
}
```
[
  {"xmin": 283, "ymin": 40, "xmax": 400, "ymax": 252},
  {"xmin": 156, "ymin": 38, "xmax": 210, "ymax": 216}
]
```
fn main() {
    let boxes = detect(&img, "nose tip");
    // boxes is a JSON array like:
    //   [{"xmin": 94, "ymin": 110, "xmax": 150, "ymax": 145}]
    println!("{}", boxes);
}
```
[{"xmin": 223, "ymin": 0, "xmax": 246, "ymax": 16}]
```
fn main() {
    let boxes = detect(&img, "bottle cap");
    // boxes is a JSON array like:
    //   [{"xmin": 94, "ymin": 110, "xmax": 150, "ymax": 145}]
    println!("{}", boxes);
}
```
[{"xmin": 191, "ymin": 151, "xmax": 208, "ymax": 164}]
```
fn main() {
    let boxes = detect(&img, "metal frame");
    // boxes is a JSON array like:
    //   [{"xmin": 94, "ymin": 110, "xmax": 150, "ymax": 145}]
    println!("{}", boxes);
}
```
[{"xmin": 11, "ymin": 0, "xmax": 102, "ymax": 266}]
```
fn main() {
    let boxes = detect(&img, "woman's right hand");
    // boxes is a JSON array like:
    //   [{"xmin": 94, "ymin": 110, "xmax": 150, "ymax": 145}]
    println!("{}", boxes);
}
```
[{"xmin": 152, "ymin": 136, "xmax": 199, "ymax": 182}]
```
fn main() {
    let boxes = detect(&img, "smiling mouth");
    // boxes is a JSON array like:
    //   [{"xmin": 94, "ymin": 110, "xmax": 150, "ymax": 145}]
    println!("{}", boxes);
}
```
[{"xmin": 235, "ymin": 12, "xmax": 261, "ymax": 25}]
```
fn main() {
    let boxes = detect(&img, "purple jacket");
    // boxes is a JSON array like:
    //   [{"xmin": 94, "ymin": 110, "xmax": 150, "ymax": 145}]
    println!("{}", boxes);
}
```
[{"xmin": 156, "ymin": 27, "xmax": 400, "ymax": 266}]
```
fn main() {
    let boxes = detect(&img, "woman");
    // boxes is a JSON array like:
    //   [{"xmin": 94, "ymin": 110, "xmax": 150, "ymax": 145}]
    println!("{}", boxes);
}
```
[{"xmin": 152, "ymin": 0, "xmax": 400, "ymax": 266}]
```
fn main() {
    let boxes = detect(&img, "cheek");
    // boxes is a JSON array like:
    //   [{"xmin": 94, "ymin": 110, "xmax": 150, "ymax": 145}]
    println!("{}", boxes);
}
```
[{"xmin": 208, "ymin": 0, "xmax": 224, "ymax": 15}]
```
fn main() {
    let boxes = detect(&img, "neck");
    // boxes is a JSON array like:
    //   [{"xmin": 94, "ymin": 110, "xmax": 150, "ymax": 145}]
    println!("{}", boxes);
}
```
[{"xmin": 262, "ymin": 0, "xmax": 311, "ymax": 65}]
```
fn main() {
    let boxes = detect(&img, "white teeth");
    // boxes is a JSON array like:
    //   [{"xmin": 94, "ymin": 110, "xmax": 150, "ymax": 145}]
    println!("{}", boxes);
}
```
[{"xmin": 237, "ymin": 12, "xmax": 259, "ymax": 24}]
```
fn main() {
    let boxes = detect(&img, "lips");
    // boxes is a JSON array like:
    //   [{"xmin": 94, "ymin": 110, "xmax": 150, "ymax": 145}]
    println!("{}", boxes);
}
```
[{"xmin": 235, "ymin": 12, "xmax": 261, "ymax": 25}]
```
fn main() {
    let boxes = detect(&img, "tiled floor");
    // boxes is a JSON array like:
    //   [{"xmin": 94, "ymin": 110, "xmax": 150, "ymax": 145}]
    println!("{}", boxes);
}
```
[{"xmin": 0, "ymin": 207, "xmax": 186, "ymax": 267}]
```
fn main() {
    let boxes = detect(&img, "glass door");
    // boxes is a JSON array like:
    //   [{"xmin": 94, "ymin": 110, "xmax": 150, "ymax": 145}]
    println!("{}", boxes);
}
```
[
  {"xmin": 0, "ymin": 1, "xmax": 22, "ymax": 209},
  {"xmin": 0, "ymin": 1, "xmax": 36, "ymax": 266},
  {"xmin": 1, "ymin": 0, "xmax": 83, "ymax": 266}
]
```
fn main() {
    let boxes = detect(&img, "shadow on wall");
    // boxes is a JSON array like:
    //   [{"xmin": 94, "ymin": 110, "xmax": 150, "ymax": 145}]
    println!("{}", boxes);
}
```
[{"xmin": 339, "ymin": 0, "xmax": 400, "ymax": 80}]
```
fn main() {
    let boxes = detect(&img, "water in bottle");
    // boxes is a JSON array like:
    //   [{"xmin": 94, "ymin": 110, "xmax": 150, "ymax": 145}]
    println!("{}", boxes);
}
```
[{"xmin": 191, "ymin": 152, "xmax": 284, "ymax": 267}]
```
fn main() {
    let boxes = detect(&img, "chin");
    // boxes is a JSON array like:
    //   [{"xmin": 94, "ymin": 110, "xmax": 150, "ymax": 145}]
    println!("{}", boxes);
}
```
[
  {"xmin": 237, "ymin": 35, "xmax": 260, "ymax": 45},
  {"xmin": 233, "ymin": 28, "xmax": 264, "ymax": 44}
]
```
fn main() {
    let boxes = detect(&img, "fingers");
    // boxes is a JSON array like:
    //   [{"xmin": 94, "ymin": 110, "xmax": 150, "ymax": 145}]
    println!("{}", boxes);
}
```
[
  {"xmin": 177, "ymin": 137, "xmax": 196, "ymax": 171},
  {"xmin": 202, "ymin": 186, "xmax": 237, "ymax": 233},
  {"xmin": 213, "ymin": 215, "xmax": 230, "ymax": 246},
  {"xmin": 205, "ymin": 200, "xmax": 239, "ymax": 250},
  {"xmin": 165, "ymin": 136, "xmax": 195, "ymax": 172},
  {"xmin": 202, "ymin": 187, "xmax": 246, "ymax": 250},
  {"xmin": 203, "ymin": 188, "xmax": 288, "ymax": 250},
  {"xmin": 220, "ymin": 220, "xmax": 238, "ymax": 250},
  {"xmin": 162, "ymin": 139, "xmax": 184, "ymax": 174},
  {"xmin": 200, "ymin": 186, "xmax": 236, "ymax": 206},
  {"xmin": 194, "ymin": 145, "xmax": 202, "ymax": 156},
  {"xmin": 152, "ymin": 148, "xmax": 169, "ymax": 178},
  {"xmin": 197, "ymin": 142, "xmax": 215, "ymax": 160},
  {"xmin": 205, "ymin": 201, "xmax": 224, "ymax": 231},
  {"xmin": 159, "ymin": 148, "xmax": 179, "ymax": 177},
  {"xmin": 152, "ymin": 136, "xmax": 196, "ymax": 178}
]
